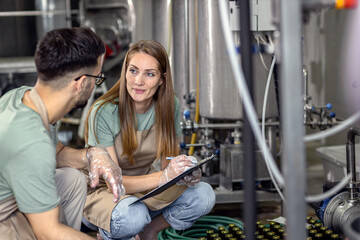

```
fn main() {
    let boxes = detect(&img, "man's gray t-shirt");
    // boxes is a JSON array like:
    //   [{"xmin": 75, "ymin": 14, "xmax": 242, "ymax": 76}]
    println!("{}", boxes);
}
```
[{"xmin": 0, "ymin": 86, "xmax": 60, "ymax": 213}]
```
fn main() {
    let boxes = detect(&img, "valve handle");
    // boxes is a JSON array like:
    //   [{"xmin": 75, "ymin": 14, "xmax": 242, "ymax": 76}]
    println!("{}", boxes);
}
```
[
  {"xmin": 326, "ymin": 103, "xmax": 332, "ymax": 110},
  {"xmin": 180, "ymin": 142, "xmax": 186, "ymax": 149},
  {"xmin": 183, "ymin": 110, "xmax": 191, "ymax": 120}
]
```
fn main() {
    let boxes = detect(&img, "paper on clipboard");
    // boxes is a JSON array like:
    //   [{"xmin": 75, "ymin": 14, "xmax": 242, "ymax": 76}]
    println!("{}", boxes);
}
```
[{"xmin": 129, "ymin": 154, "xmax": 216, "ymax": 206}]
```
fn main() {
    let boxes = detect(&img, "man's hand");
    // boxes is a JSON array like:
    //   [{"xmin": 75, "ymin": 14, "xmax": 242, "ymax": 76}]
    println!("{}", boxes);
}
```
[
  {"xmin": 159, "ymin": 155, "xmax": 201, "ymax": 186},
  {"xmin": 86, "ymin": 146, "xmax": 126, "ymax": 202}
]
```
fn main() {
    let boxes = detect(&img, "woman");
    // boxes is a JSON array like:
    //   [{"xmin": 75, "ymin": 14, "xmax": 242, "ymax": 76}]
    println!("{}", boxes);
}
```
[{"xmin": 82, "ymin": 40, "xmax": 215, "ymax": 240}]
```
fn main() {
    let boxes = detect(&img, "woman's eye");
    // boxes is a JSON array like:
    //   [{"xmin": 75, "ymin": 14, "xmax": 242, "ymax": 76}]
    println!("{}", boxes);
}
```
[
  {"xmin": 129, "ymin": 68, "xmax": 137, "ymax": 74},
  {"xmin": 146, "ymin": 72, "xmax": 155, "ymax": 77}
]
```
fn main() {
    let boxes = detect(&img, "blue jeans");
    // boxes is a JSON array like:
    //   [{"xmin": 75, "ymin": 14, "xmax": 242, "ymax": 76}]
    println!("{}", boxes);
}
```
[{"xmin": 82, "ymin": 182, "xmax": 215, "ymax": 240}]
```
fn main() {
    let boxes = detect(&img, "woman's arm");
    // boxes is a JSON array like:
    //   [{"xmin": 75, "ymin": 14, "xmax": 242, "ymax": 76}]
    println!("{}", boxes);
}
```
[{"xmin": 160, "ymin": 136, "xmax": 182, "ymax": 170}]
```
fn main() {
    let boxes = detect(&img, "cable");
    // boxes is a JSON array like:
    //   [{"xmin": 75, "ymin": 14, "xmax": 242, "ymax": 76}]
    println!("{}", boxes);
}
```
[
  {"xmin": 218, "ymin": 0, "xmax": 285, "ymax": 186},
  {"xmin": 157, "ymin": 215, "xmax": 244, "ymax": 240},
  {"xmin": 254, "ymin": 34, "xmax": 269, "ymax": 71},
  {"xmin": 304, "ymin": 111, "xmax": 360, "ymax": 142},
  {"xmin": 261, "ymin": 56, "xmax": 276, "ymax": 144},
  {"xmin": 261, "ymin": 55, "xmax": 285, "ymax": 203},
  {"xmin": 305, "ymin": 174, "xmax": 351, "ymax": 202}
]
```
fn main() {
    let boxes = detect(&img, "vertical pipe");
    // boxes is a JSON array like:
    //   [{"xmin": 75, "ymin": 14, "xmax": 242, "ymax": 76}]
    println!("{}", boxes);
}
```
[
  {"xmin": 346, "ymin": 128, "xmax": 360, "ymax": 182},
  {"xmin": 184, "ymin": 0, "xmax": 190, "ymax": 105},
  {"xmin": 173, "ymin": 0, "xmax": 189, "ymax": 107},
  {"xmin": 303, "ymin": 66, "xmax": 309, "ymax": 123},
  {"xmin": 280, "ymin": 1, "xmax": 306, "ymax": 239},
  {"xmin": 78, "ymin": 0, "xmax": 85, "ymax": 26},
  {"xmin": 152, "ymin": 0, "xmax": 169, "ymax": 49},
  {"xmin": 65, "ymin": 0, "xmax": 71, "ymax": 27},
  {"xmin": 238, "ymin": 0, "xmax": 256, "ymax": 239}
]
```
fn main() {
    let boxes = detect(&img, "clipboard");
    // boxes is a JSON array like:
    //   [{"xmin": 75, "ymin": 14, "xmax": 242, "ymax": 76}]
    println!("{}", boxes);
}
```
[{"xmin": 129, "ymin": 154, "xmax": 216, "ymax": 206}]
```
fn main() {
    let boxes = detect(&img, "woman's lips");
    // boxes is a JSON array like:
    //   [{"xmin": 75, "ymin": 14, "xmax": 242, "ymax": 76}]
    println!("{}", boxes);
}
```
[{"xmin": 134, "ymin": 88, "xmax": 145, "ymax": 94}]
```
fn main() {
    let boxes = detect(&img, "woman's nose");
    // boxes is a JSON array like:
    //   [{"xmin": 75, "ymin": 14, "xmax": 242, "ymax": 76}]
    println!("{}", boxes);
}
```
[{"xmin": 134, "ymin": 74, "xmax": 144, "ymax": 85}]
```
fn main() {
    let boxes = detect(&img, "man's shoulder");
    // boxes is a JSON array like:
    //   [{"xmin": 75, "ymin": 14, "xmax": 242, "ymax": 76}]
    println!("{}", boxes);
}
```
[
  {"xmin": 0, "ymin": 86, "xmax": 31, "ymax": 102},
  {"xmin": 0, "ymin": 96, "xmax": 53, "ymax": 168}
]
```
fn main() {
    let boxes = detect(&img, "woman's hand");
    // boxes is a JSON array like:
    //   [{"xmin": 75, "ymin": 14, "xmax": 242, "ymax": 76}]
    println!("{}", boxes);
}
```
[
  {"xmin": 86, "ymin": 145, "xmax": 126, "ymax": 202},
  {"xmin": 177, "ymin": 167, "xmax": 202, "ymax": 187},
  {"xmin": 159, "ymin": 155, "xmax": 202, "ymax": 186}
]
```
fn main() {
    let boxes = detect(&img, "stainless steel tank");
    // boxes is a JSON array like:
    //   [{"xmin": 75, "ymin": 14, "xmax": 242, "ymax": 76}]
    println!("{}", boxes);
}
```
[
  {"xmin": 197, "ymin": 0, "xmax": 277, "ymax": 120},
  {"xmin": 198, "ymin": 0, "xmax": 241, "ymax": 119}
]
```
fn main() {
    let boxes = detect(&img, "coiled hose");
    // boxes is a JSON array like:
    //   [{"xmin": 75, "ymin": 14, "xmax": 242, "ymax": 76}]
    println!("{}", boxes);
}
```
[{"xmin": 158, "ymin": 215, "xmax": 244, "ymax": 239}]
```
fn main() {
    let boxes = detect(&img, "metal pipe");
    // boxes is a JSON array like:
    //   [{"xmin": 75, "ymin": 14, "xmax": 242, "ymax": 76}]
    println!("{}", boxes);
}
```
[
  {"xmin": 185, "ymin": 143, "xmax": 206, "ymax": 148},
  {"xmin": 266, "ymin": 119, "xmax": 278, "ymax": 158},
  {"xmin": 65, "ymin": 0, "xmax": 71, "ymax": 27},
  {"xmin": 303, "ymin": 65, "xmax": 310, "ymax": 124},
  {"xmin": 302, "ymin": 0, "xmax": 335, "ymax": 10},
  {"xmin": 303, "ymin": 65, "xmax": 309, "ymax": 103},
  {"xmin": 280, "ymin": 0, "xmax": 306, "ymax": 239},
  {"xmin": 173, "ymin": 0, "xmax": 189, "ymax": 107},
  {"xmin": 78, "ymin": 0, "xmax": 85, "ymax": 26},
  {"xmin": 182, "ymin": 120, "xmax": 340, "ymax": 130},
  {"xmin": 152, "ymin": 0, "xmax": 169, "ymax": 48},
  {"xmin": 0, "ymin": 10, "xmax": 78, "ymax": 17},
  {"xmin": 184, "ymin": 0, "xmax": 190, "ymax": 105},
  {"xmin": 238, "ymin": 0, "xmax": 256, "ymax": 238},
  {"xmin": 346, "ymin": 128, "xmax": 360, "ymax": 182}
]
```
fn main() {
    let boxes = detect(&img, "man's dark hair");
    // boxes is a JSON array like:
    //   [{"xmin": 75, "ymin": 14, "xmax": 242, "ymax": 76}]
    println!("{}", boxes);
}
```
[{"xmin": 35, "ymin": 27, "xmax": 105, "ymax": 82}]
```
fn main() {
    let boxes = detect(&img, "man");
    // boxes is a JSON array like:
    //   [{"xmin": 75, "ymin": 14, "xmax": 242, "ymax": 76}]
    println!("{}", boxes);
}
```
[{"xmin": 0, "ymin": 27, "xmax": 125, "ymax": 239}]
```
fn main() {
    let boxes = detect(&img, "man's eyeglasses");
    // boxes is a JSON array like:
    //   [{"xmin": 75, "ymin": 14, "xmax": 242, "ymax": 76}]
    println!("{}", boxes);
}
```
[{"xmin": 74, "ymin": 72, "xmax": 106, "ymax": 86}]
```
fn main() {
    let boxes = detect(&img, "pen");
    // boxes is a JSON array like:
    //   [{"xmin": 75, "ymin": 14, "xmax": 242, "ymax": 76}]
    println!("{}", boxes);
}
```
[{"xmin": 166, "ymin": 157, "xmax": 173, "ymax": 160}]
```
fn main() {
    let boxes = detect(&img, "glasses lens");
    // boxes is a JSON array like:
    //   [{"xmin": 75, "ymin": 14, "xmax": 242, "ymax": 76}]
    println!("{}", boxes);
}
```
[{"xmin": 95, "ymin": 73, "xmax": 105, "ymax": 86}]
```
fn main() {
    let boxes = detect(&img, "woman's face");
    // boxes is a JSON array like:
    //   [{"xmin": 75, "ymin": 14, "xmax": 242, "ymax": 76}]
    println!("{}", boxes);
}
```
[{"xmin": 126, "ymin": 53, "xmax": 163, "ymax": 113}]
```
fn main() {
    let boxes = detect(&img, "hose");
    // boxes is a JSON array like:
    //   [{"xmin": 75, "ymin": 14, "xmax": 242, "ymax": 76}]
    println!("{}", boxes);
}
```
[
  {"xmin": 261, "ymin": 55, "xmax": 285, "ymax": 203},
  {"xmin": 305, "ymin": 174, "xmax": 351, "ymax": 202},
  {"xmin": 157, "ymin": 215, "xmax": 244, "ymax": 240},
  {"xmin": 304, "ymin": 111, "xmax": 360, "ymax": 142}
]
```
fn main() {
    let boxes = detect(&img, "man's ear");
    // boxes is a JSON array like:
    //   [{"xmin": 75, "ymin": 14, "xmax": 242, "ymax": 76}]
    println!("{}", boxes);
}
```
[{"xmin": 73, "ymin": 75, "xmax": 86, "ymax": 93}]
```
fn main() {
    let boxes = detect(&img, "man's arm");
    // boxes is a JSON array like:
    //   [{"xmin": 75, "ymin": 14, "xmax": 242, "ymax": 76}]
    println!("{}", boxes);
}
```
[
  {"xmin": 56, "ymin": 142, "xmax": 125, "ymax": 202},
  {"xmin": 25, "ymin": 206, "xmax": 93, "ymax": 240},
  {"xmin": 56, "ymin": 142, "xmax": 87, "ymax": 169}
]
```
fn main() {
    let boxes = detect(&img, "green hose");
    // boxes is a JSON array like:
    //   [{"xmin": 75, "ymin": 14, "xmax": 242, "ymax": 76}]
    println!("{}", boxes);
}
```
[{"xmin": 158, "ymin": 215, "xmax": 244, "ymax": 240}]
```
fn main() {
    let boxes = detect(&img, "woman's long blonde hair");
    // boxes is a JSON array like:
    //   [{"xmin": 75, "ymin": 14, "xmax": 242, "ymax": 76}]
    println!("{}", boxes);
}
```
[{"xmin": 84, "ymin": 40, "xmax": 179, "ymax": 164}]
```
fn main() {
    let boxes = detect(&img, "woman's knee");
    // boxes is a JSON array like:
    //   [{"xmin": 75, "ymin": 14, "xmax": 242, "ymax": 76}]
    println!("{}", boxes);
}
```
[
  {"xmin": 107, "ymin": 197, "xmax": 151, "ymax": 238},
  {"xmin": 188, "ymin": 182, "xmax": 216, "ymax": 214}
]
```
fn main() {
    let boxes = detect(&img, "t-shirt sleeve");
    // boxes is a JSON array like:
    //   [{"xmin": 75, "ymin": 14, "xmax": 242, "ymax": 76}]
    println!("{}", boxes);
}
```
[
  {"xmin": 87, "ymin": 102, "xmax": 117, "ymax": 147},
  {"xmin": 174, "ymin": 96, "xmax": 182, "ymax": 138},
  {"xmin": 6, "ymin": 142, "xmax": 60, "ymax": 213}
]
